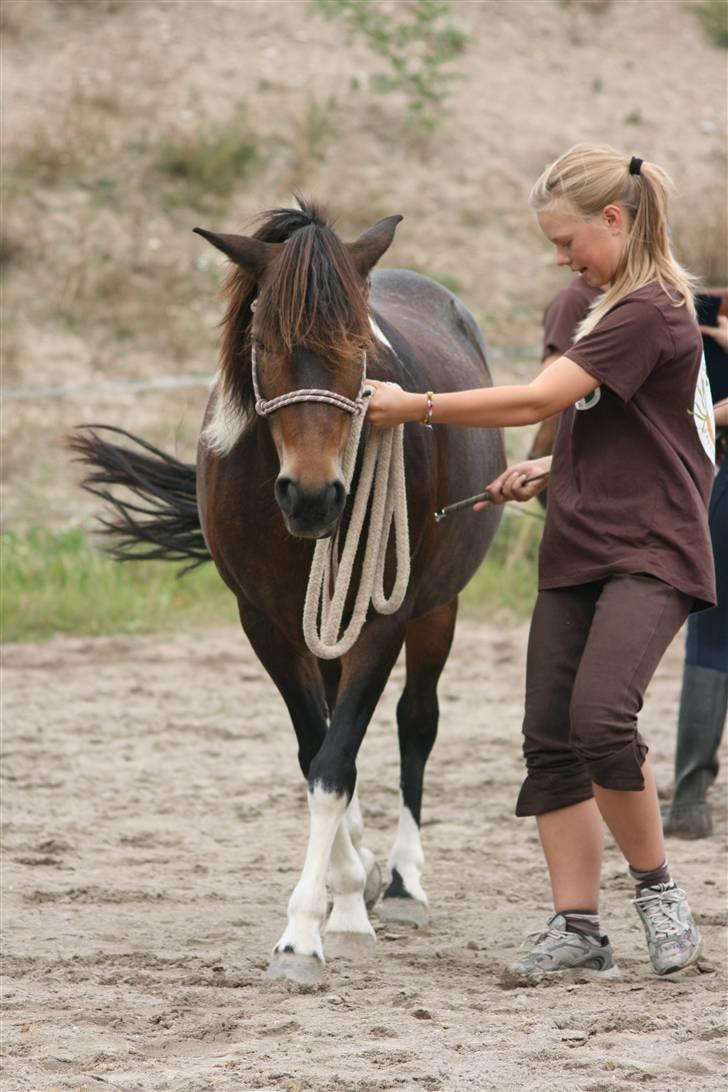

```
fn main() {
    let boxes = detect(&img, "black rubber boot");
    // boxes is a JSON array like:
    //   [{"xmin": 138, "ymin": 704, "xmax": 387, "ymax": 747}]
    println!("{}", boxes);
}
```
[{"xmin": 663, "ymin": 663, "xmax": 728, "ymax": 839}]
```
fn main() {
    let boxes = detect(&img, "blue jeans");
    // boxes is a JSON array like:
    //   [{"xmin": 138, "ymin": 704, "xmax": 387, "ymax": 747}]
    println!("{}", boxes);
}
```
[{"xmin": 686, "ymin": 457, "xmax": 728, "ymax": 672}]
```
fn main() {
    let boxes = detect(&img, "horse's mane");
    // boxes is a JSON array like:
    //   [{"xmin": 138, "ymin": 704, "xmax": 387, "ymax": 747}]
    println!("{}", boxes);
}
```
[{"xmin": 217, "ymin": 201, "xmax": 372, "ymax": 423}]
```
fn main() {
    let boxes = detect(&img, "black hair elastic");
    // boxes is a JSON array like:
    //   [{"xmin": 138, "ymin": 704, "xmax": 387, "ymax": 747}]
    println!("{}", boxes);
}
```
[{"xmin": 629, "ymin": 156, "xmax": 643, "ymax": 176}]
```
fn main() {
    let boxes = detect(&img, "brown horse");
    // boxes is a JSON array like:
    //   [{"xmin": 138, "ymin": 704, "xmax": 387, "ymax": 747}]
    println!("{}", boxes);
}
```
[{"xmin": 70, "ymin": 201, "xmax": 504, "ymax": 985}]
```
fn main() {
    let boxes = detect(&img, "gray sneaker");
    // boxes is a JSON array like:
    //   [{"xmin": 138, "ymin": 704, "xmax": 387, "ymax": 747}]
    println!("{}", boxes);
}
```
[
  {"xmin": 631, "ymin": 883, "xmax": 701, "ymax": 975},
  {"xmin": 510, "ymin": 913, "xmax": 619, "ymax": 977}
]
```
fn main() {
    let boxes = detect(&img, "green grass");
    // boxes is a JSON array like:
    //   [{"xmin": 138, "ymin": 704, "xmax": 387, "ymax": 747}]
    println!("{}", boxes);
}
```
[
  {"xmin": 1, "ymin": 514, "xmax": 541, "ymax": 643},
  {"xmin": 460, "ymin": 507, "xmax": 542, "ymax": 618},
  {"xmin": 694, "ymin": 0, "xmax": 728, "ymax": 47},
  {"xmin": 0, "ymin": 528, "xmax": 236, "ymax": 643}
]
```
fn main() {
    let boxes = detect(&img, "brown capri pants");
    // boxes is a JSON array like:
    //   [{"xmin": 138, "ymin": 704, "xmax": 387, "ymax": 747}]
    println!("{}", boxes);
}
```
[{"xmin": 516, "ymin": 573, "xmax": 692, "ymax": 817}]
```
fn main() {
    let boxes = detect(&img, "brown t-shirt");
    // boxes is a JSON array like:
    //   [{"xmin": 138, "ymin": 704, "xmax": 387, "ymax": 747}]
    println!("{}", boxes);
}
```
[
  {"xmin": 542, "ymin": 277, "xmax": 601, "ymax": 360},
  {"xmin": 539, "ymin": 282, "xmax": 716, "ymax": 610}
]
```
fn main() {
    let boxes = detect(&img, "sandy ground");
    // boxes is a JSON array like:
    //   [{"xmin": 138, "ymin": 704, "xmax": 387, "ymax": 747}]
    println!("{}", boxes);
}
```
[{"xmin": 2, "ymin": 617, "xmax": 726, "ymax": 1092}]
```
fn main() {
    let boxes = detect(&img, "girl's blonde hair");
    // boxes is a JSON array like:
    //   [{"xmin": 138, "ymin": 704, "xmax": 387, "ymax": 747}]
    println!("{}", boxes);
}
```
[{"xmin": 529, "ymin": 143, "xmax": 697, "ymax": 339}]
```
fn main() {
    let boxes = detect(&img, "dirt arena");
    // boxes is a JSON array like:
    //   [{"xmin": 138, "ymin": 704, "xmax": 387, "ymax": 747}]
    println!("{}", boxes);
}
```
[{"xmin": 2, "ymin": 618, "xmax": 726, "ymax": 1092}]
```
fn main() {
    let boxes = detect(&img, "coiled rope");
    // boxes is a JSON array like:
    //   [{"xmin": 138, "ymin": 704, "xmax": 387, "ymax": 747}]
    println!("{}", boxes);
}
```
[{"xmin": 302, "ymin": 385, "xmax": 410, "ymax": 659}]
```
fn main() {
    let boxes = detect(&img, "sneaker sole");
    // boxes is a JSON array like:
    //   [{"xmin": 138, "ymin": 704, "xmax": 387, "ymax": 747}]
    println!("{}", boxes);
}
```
[{"xmin": 509, "ymin": 962, "xmax": 621, "ymax": 980}]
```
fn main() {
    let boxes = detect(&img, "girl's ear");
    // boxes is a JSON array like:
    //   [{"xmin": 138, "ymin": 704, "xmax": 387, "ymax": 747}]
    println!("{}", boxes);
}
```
[{"xmin": 603, "ymin": 204, "xmax": 626, "ymax": 233}]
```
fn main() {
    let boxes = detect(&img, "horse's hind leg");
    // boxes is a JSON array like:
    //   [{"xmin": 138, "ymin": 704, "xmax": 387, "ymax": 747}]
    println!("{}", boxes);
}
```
[{"xmin": 381, "ymin": 599, "xmax": 458, "ymax": 926}]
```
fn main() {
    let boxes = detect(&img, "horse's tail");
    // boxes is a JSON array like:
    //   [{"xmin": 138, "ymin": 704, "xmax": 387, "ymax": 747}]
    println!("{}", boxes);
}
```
[{"xmin": 67, "ymin": 425, "xmax": 210, "ymax": 573}]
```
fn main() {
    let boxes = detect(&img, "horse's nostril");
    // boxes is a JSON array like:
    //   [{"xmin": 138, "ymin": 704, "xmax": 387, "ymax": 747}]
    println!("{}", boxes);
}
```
[
  {"xmin": 329, "ymin": 479, "xmax": 346, "ymax": 514},
  {"xmin": 275, "ymin": 476, "xmax": 299, "ymax": 516}
]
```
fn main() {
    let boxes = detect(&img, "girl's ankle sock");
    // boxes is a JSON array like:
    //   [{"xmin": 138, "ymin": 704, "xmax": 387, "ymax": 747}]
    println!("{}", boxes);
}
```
[
  {"xmin": 561, "ymin": 911, "xmax": 601, "ymax": 941},
  {"xmin": 629, "ymin": 860, "xmax": 672, "ymax": 891}
]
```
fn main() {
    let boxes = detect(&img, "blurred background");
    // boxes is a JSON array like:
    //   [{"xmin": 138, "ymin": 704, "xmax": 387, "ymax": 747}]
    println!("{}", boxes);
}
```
[{"xmin": 1, "ymin": 0, "xmax": 726, "ymax": 637}]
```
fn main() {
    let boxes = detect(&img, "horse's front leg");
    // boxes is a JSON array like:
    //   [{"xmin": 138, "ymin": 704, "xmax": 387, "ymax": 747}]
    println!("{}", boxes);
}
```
[
  {"xmin": 236, "ymin": 606, "xmax": 332, "ymax": 984},
  {"xmin": 269, "ymin": 785, "xmax": 349, "ymax": 983},
  {"xmin": 342, "ymin": 788, "xmax": 383, "ymax": 910},
  {"xmin": 272, "ymin": 617, "xmax": 406, "ymax": 976},
  {"xmin": 382, "ymin": 600, "xmax": 458, "ymax": 926}
]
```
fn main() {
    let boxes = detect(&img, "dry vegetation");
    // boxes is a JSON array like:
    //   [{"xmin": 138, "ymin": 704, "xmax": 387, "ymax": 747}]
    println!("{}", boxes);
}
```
[{"xmin": 1, "ymin": 0, "xmax": 726, "ymax": 528}]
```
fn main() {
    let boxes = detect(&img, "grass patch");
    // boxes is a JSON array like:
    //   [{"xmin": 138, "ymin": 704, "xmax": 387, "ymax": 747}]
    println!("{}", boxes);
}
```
[
  {"xmin": 460, "ymin": 507, "xmax": 542, "ymax": 619},
  {"xmin": 1, "ymin": 514, "xmax": 541, "ymax": 644},
  {"xmin": 156, "ymin": 109, "xmax": 259, "ymax": 209},
  {"xmin": 286, "ymin": 96, "xmax": 339, "ymax": 188},
  {"xmin": 693, "ymin": 0, "xmax": 728, "ymax": 47},
  {"xmin": 0, "ymin": 528, "xmax": 236, "ymax": 643},
  {"xmin": 313, "ymin": 0, "xmax": 469, "ymax": 129}
]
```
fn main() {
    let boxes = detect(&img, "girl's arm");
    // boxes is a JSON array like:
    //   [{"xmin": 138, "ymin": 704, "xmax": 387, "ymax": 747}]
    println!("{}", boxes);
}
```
[
  {"xmin": 714, "ymin": 398, "xmax": 728, "ymax": 428},
  {"xmin": 367, "ymin": 356, "xmax": 600, "ymax": 429}
]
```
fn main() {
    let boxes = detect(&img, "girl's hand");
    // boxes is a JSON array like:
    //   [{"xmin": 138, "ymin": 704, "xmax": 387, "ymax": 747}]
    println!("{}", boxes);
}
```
[
  {"xmin": 366, "ymin": 379, "xmax": 422, "ymax": 429},
  {"xmin": 473, "ymin": 457, "xmax": 552, "ymax": 511},
  {"xmin": 700, "ymin": 314, "xmax": 728, "ymax": 354}
]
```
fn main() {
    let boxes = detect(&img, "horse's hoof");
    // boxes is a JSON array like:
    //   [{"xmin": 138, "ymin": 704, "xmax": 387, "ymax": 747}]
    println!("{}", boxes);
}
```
[
  {"xmin": 379, "ymin": 896, "xmax": 428, "ymax": 926},
  {"xmin": 324, "ymin": 930, "xmax": 377, "ymax": 961},
  {"xmin": 363, "ymin": 858, "xmax": 383, "ymax": 909},
  {"xmin": 266, "ymin": 951, "xmax": 324, "ymax": 987}
]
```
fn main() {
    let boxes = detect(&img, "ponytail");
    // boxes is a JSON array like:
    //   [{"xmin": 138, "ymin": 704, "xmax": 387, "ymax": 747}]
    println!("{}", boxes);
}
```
[{"xmin": 529, "ymin": 144, "xmax": 697, "ymax": 339}]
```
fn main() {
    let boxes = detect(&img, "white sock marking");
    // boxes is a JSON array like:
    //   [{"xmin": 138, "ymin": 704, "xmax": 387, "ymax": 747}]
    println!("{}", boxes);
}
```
[
  {"xmin": 273, "ymin": 784, "xmax": 347, "ymax": 960},
  {"xmin": 388, "ymin": 795, "xmax": 428, "ymax": 905}
]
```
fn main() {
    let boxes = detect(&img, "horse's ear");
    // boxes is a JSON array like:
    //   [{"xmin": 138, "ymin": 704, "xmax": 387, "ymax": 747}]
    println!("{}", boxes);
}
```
[
  {"xmin": 347, "ymin": 215, "xmax": 403, "ymax": 278},
  {"xmin": 193, "ymin": 228, "xmax": 280, "ymax": 277}
]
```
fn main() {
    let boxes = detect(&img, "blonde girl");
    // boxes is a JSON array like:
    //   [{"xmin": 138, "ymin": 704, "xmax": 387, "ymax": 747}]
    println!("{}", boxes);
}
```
[{"xmin": 368, "ymin": 144, "xmax": 715, "ymax": 977}]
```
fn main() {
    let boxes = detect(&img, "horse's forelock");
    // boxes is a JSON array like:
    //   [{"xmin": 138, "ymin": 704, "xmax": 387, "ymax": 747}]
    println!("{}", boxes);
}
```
[
  {"xmin": 252, "ymin": 201, "xmax": 330, "ymax": 245},
  {"xmin": 252, "ymin": 215, "xmax": 370, "ymax": 370}
]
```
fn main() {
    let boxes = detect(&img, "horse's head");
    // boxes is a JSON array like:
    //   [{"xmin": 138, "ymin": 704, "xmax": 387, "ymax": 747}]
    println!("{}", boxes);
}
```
[{"xmin": 195, "ymin": 205, "xmax": 401, "ymax": 539}]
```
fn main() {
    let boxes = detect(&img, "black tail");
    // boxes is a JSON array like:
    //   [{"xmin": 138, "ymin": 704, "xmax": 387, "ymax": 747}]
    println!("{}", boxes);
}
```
[{"xmin": 67, "ymin": 425, "xmax": 210, "ymax": 573}]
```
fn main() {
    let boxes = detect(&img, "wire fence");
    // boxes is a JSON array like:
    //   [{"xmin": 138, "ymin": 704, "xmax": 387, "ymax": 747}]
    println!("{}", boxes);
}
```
[{"xmin": 1, "ymin": 347, "xmax": 541, "ymax": 402}]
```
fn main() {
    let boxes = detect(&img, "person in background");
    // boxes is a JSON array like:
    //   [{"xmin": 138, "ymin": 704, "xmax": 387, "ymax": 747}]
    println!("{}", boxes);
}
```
[
  {"xmin": 367, "ymin": 144, "xmax": 716, "ymax": 979},
  {"xmin": 663, "ymin": 304, "xmax": 728, "ymax": 838},
  {"xmin": 526, "ymin": 276, "xmax": 600, "ymax": 502}
]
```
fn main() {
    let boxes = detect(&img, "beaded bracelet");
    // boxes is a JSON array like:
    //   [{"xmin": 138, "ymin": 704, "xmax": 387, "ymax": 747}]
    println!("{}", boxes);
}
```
[{"xmin": 422, "ymin": 390, "xmax": 434, "ymax": 428}]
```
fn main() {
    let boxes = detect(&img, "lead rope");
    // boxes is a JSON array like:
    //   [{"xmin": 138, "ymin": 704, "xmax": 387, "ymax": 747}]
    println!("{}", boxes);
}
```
[{"xmin": 302, "ymin": 384, "xmax": 410, "ymax": 660}]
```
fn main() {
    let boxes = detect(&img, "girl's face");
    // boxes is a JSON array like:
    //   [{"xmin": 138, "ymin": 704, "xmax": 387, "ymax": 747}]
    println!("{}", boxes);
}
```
[{"xmin": 538, "ymin": 201, "xmax": 628, "ymax": 287}]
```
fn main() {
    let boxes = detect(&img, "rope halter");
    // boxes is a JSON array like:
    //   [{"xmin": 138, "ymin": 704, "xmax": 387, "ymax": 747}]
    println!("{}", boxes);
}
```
[{"xmin": 251, "ymin": 340, "xmax": 367, "ymax": 418}]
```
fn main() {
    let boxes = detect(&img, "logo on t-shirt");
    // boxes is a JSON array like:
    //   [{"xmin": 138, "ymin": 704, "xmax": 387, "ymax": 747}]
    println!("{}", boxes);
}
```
[
  {"xmin": 692, "ymin": 353, "xmax": 715, "ymax": 463},
  {"xmin": 575, "ymin": 386, "xmax": 601, "ymax": 411}
]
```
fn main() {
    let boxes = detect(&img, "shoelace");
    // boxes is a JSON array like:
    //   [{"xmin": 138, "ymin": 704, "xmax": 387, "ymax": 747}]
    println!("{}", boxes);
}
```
[
  {"xmin": 520, "ymin": 924, "xmax": 571, "ymax": 951},
  {"xmin": 632, "ymin": 887, "xmax": 685, "ymax": 938}
]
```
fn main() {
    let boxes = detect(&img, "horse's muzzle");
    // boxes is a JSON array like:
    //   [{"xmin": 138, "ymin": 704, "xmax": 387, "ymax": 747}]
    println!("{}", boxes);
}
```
[{"xmin": 275, "ymin": 476, "xmax": 347, "ymax": 539}]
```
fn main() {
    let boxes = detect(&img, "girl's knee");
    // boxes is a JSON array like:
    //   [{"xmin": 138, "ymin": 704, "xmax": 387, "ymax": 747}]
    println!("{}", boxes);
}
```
[{"xmin": 569, "ymin": 700, "xmax": 648, "ymax": 790}]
